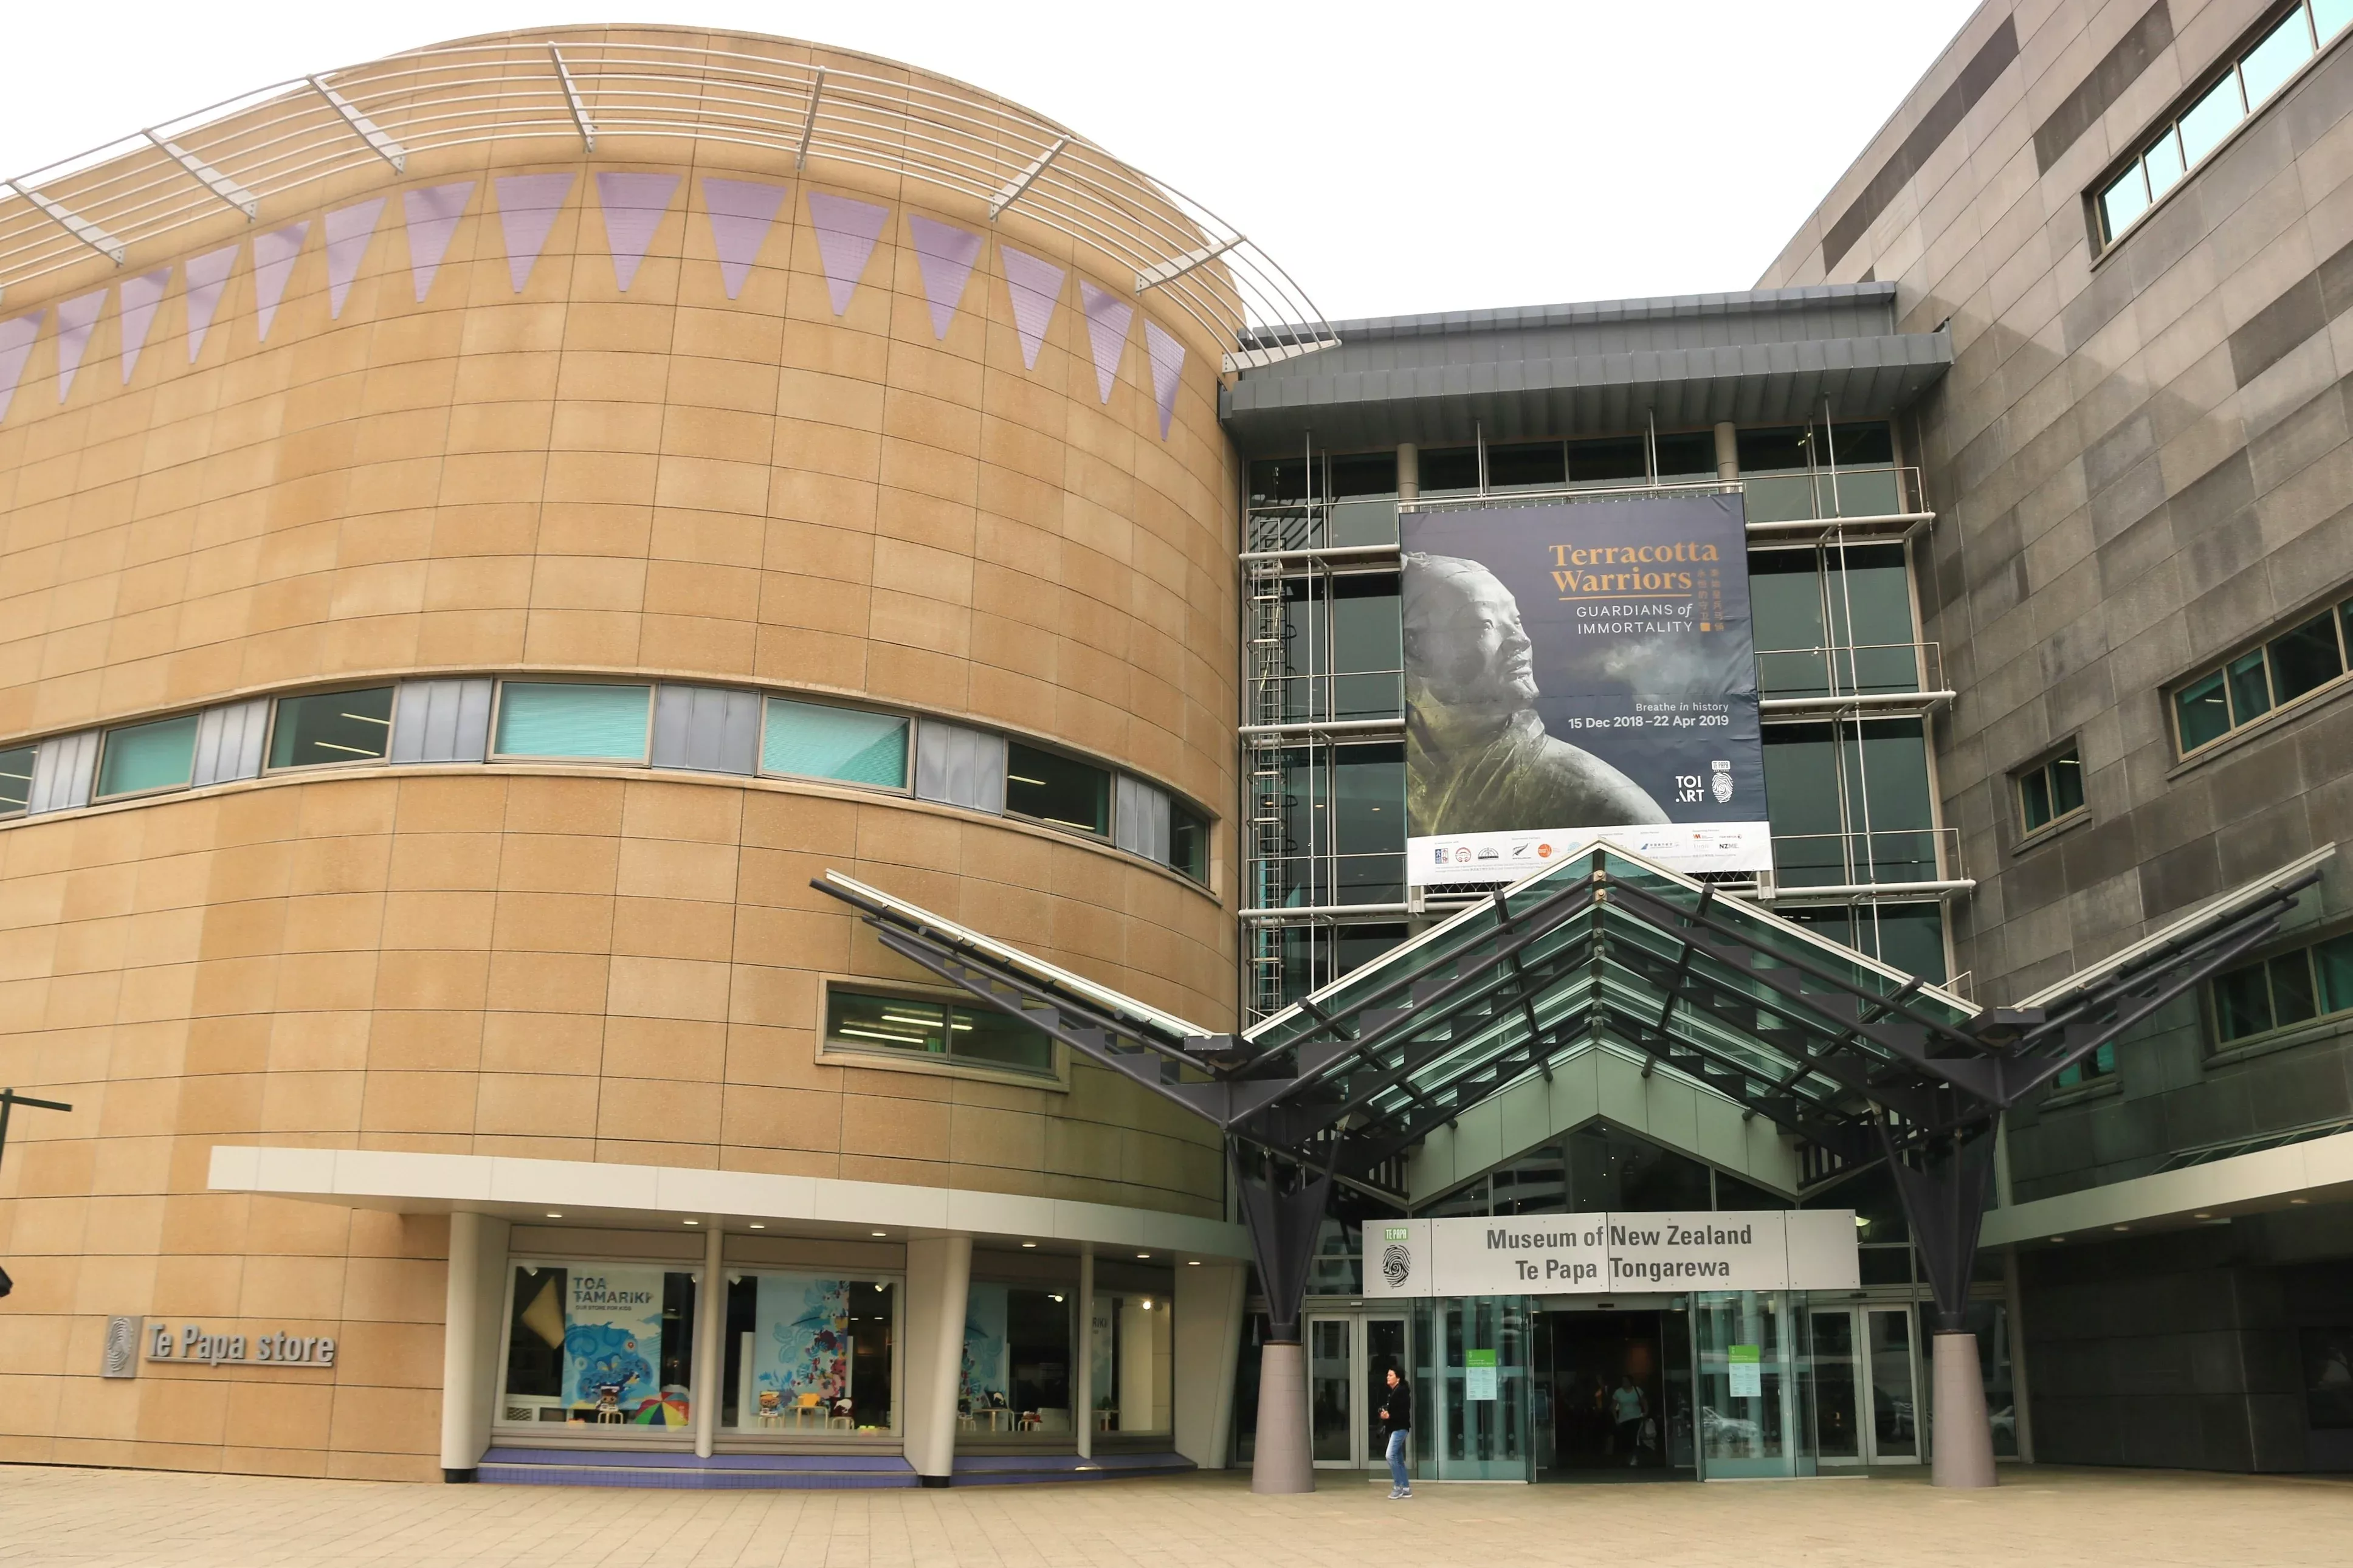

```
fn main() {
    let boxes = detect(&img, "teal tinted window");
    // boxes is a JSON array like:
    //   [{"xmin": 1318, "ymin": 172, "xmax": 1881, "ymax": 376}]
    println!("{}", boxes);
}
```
[
  {"xmin": 269, "ymin": 687, "xmax": 394, "ymax": 769},
  {"xmin": 97, "ymin": 715, "xmax": 199, "ymax": 798},
  {"xmin": 2317, "ymin": 934, "xmax": 2353, "ymax": 1013},
  {"xmin": 1006, "ymin": 743, "xmax": 1109, "ymax": 835},
  {"xmin": 761, "ymin": 698, "xmax": 908, "ymax": 787},
  {"xmin": 2016, "ymin": 744, "xmax": 2085, "ymax": 836},
  {"xmin": 1169, "ymin": 801, "xmax": 1209, "ymax": 884},
  {"xmin": 0, "ymin": 744, "xmax": 33, "ymax": 817},
  {"xmin": 2054, "ymin": 1041, "xmax": 2116, "ymax": 1090},
  {"xmin": 494, "ymin": 683, "xmax": 650, "ymax": 761},
  {"xmin": 2213, "ymin": 963, "xmax": 2275, "ymax": 1042},
  {"xmin": 825, "ymin": 988, "xmax": 1052, "ymax": 1076},
  {"xmin": 2174, "ymin": 672, "xmax": 2230, "ymax": 751}
]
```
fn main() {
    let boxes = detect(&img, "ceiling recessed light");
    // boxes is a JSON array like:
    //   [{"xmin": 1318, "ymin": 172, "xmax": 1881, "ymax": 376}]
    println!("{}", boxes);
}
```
[
  {"xmin": 684, "ymin": 1219, "xmax": 700, "ymax": 1226},
  {"xmin": 545, "ymin": 1212, "xmax": 563, "ymax": 1219},
  {"xmin": 2112, "ymin": 1225, "xmax": 2129, "ymax": 1232},
  {"xmin": 749, "ymin": 1223, "xmax": 765, "ymax": 1229},
  {"xmin": 872, "ymin": 1230, "xmax": 888, "ymax": 1237},
  {"xmin": 1186, "ymin": 1259, "xmax": 1201, "ymax": 1267},
  {"xmin": 2292, "ymin": 1198, "xmax": 2310, "ymax": 1205},
  {"xmin": 1021, "ymin": 1242, "xmax": 1037, "ymax": 1249},
  {"xmin": 2047, "ymin": 1236, "xmax": 2065, "ymax": 1243},
  {"xmin": 2194, "ymin": 1212, "xmax": 2211, "ymax": 1220},
  {"xmin": 1137, "ymin": 1252, "xmax": 1150, "ymax": 1259}
]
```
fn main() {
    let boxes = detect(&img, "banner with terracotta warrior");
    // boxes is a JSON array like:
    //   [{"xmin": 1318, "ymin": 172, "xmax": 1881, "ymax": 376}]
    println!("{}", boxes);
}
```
[{"xmin": 1400, "ymin": 493, "xmax": 1769, "ymax": 887}]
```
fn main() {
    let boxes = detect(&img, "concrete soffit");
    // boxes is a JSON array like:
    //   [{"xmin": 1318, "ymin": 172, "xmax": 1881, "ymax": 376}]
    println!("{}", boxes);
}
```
[{"xmin": 1402, "ymin": 1040, "xmax": 1802, "ymax": 1209}]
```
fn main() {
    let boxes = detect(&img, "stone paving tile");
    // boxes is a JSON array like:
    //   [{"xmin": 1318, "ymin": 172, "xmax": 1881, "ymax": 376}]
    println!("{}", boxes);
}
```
[{"xmin": 1, "ymin": 1464, "xmax": 2349, "ymax": 1568}]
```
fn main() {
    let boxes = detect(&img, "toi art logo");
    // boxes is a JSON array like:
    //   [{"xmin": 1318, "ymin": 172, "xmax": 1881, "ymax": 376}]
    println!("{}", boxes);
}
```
[{"xmin": 1710, "ymin": 760, "xmax": 1734, "ymax": 803}]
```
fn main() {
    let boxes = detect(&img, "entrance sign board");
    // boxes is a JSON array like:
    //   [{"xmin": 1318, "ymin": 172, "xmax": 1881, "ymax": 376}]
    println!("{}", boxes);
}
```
[{"xmin": 1363, "ymin": 1211, "xmax": 1856, "ymax": 1300}]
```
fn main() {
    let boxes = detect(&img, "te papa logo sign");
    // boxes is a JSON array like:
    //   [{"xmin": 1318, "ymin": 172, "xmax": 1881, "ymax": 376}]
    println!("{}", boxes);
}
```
[{"xmin": 140, "ymin": 1320, "xmax": 337, "ymax": 1368}]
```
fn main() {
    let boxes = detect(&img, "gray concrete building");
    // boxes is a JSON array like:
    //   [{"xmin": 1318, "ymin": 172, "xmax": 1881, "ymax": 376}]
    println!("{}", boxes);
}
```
[{"xmin": 1755, "ymin": 0, "xmax": 2353, "ymax": 1471}]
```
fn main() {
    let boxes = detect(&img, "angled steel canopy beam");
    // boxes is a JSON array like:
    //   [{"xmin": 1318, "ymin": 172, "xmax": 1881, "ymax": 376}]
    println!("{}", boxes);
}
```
[
  {"xmin": 142, "ymin": 131, "xmax": 257, "ymax": 219},
  {"xmin": 309, "ymin": 77, "xmax": 406, "ymax": 172},
  {"xmin": 549, "ymin": 44, "xmax": 596, "ymax": 153},
  {"xmin": 988, "ymin": 136, "xmax": 1066, "ymax": 220},
  {"xmin": 1224, "ymin": 337, "xmax": 1340, "ymax": 374},
  {"xmin": 794, "ymin": 68, "xmax": 827, "ymax": 171},
  {"xmin": 1136, "ymin": 236, "xmax": 1241, "ymax": 294},
  {"xmin": 7, "ymin": 181, "xmax": 125, "ymax": 264}
]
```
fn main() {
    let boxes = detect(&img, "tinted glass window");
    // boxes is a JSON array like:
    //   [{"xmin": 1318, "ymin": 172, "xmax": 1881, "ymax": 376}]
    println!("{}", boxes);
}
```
[
  {"xmin": 826, "ymin": 988, "xmax": 1053, "ymax": 1075},
  {"xmin": 2267, "ymin": 611, "xmax": 2343, "ymax": 703},
  {"xmin": 1736, "ymin": 427, "xmax": 1812, "ymax": 473},
  {"xmin": 1565, "ymin": 435, "xmax": 1645, "ymax": 485},
  {"xmin": 1486, "ymin": 441, "xmax": 1565, "ymax": 489},
  {"xmin": 97, "ymin": 715, "xmax": 199, "ymax": 798},
  {"xmin": 2174, "ymin": 671, "xmax": 2231, "ymax": 751},
  {"xmin": 0, "ymin": 744, "xmax": 32, "ymax": 817},
  {"xmin": 269, "ymin": 687, "xmax": 394, "ymax": 769},
  {"xmin": 495, "ymin": 683, "xmax": 651, "ymax": 761},
  {"xmin": 1653, "ymin": 431, "xmax": 1717, "ymax": 480},
  {"xmin": 1169, "ymin": 801, "xmax": 1209, "ymax": 883},
  {"xmin": 1419, "ymin": 447, "xmax": 1480, "ymax": 493},
  {"xmin": 1330, "ymin": 450, "xmax": 1399, "ymax": 498},
  {"xmin": 762, "ymin": 698, "xmax": 908, "ymax": 787},
  {"xmin": 1006, "ymin": 742, "xmax": 1109, "ymax": 834},
  {"xmin": 1249, "ymin": 458, "xmax": 1309, "ymax": 504}
]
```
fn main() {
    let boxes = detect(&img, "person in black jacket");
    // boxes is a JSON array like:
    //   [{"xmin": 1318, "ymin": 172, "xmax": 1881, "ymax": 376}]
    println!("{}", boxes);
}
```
[{"xmin": 1377, "ymin": 1366, "xmax": 1413, "ymax": 1499}]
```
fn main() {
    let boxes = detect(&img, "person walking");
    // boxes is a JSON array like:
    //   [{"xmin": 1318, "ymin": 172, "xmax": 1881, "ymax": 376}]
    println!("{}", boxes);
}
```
[
  {"xmin": 1377, "ymin": 1366, "xmax": 1413, "ymax": 1499},
  {"xmin": 1611, "ymin": 1374, "xmax": 1649, "ymax": 1468}
]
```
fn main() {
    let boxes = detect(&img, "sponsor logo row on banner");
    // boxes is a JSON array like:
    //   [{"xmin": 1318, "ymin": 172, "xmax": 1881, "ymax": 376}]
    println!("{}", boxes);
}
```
[{"xmin": 1360, "ymin": 1210, "xmax": 1859, "ymax": 1299}]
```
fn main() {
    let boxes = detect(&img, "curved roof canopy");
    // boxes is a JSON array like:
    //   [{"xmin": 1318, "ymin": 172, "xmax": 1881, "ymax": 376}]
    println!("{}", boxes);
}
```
[{"xmin": 0, "ymin": 29, "xmax": 1337, "ymax": 370}]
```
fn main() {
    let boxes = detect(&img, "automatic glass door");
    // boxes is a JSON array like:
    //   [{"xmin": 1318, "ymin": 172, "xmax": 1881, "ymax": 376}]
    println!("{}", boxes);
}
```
[
  {"xmin": 1808, "ymin": 1305, "xmax": 1920, "ymax": 1465},
  {"xmin": 1307, "ymin": 1312, "xmax": 1410, "ymax": 1468}
]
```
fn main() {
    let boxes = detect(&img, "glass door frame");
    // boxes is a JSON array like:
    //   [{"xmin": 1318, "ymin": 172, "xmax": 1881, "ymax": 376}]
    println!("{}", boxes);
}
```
[
  {"xmin": 1807, "ymin": 1302, "xmax": 1923, "ymax": 1467},
  {"xmin": 1304, "ymin": 1308, "xmax": 1411, "ymax": 1469}
]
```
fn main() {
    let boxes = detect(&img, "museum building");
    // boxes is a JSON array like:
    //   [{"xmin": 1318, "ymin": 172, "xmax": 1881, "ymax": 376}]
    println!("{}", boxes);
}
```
[{"xmin": 1, "ymin": 0, "xmax": 2351, "ymax": 1490}]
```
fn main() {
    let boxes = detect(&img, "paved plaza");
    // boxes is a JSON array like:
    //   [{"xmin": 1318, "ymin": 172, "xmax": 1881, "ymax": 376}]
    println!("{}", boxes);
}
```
[{"xmin": 1, "ymin": 1465, "xmax": 2348, "ymax": 1568}]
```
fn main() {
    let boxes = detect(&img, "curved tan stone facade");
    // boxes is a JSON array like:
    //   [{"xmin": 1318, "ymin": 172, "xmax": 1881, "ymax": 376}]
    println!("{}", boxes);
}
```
[{"xmin": 0, "ymin": 26, "xmax": 1242, "ymax": 1482}]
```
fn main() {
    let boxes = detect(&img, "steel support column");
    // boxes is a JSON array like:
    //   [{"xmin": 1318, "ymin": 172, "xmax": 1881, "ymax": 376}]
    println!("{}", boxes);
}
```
[
  {"xmin": 1233, "ymin": 1145, "xmax": 1330, "ymax": 1493},
  {"xmin": 1882, "ymin": 1119, "xmax": 1998, "ymax": 1487}
]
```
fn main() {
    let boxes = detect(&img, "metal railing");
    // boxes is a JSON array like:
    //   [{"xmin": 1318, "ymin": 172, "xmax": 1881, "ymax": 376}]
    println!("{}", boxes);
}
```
[
  {"xmin": 0, "ymin": 32, "xmax": 1338, "ymax": 368},
  {"xmin": 1756, "ymin": 640, "xmax": 1945, "ymax": 705},
  {"xmin": 1764, "ymin": 828, "xmax": 1964, "ymax": 895}
]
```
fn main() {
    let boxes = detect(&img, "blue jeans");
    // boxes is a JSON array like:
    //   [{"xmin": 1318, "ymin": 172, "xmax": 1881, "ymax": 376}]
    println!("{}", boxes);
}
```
[{"xmin": 1385, "ymin": 1429, "xmax": 1410, "ymax": 1491}]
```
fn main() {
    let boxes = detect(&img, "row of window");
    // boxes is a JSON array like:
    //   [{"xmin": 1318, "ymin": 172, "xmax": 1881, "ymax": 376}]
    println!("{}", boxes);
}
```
[
  {"xmin": 0, "ymin": 678, "xmax": 1210, "ymax": 884},
  {"xmin": 2052, "ymin": 929, "xmax": 2353, "ymax": 1091},
  {"xmin": 2098, "ymin": 0, "xmax": 2352, "ymax": 247},
  {"xmin": 1245, "ymin": 423, "xmax": 1898, "ymax": 504},
  {"xmin": 2171, "ymin": 593, "xmax": 2353, "ymax": 756},
  {"xmin": 2013, "ymin": 586, "xmax": 2353, "ymax": 841}
]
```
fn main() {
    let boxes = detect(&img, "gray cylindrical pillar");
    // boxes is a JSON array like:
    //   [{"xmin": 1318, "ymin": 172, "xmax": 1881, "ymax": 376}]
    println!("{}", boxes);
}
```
[
  {"xmin": 1250, "ymin": 1339, "xmax": 1314, "ymax": 1494},
  {"xmin": 1397, "ymin": 442, "xmax": 1420, "ymax": 500},
  {"xmin": 1713, "ymin": 422, "xmax": 1738, "ymax": 481},
  {"xmin": 692, "ymin": 1222, "xmax": 723, "ymax": 1459},
  {"xmin": 904, "ymin": 1234, "xmax": 973, "ymax": 1485},
  {"xmin": 1931, "ymin": 1330, "xmax": 1997, "ymax": 1488},
  {"xmin": 1075, "ymin": 1247, "xmax": 1095, "ymax": 1460},
  {"xmin": 439, "ymin": 1210, "xmax": 482, "ymax": 1480}
]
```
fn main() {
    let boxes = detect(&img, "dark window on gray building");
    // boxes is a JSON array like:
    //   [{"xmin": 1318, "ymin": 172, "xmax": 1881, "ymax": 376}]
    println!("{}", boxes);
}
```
[
  {"xmin": 2170, "ymin": 589, "xmax": 2352, "ymax": 755},
  {"xmin": 2210, "ymin": 932, "xmax": 2353, "ymax": 1047},
  {"xmin": 2015, "ymin": 743, "xmax": 2086, "ymax": 836}
]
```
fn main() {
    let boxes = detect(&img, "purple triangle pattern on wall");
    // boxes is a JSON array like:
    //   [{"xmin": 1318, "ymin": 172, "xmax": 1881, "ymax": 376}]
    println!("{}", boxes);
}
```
[
  {"xmin": 0, "ymin": 311, "xmax": 43, "ymax": 421},
  {"xmin": 324, "ymin": 198, "xmax": 387, "ymax": 320},
  {"xmin": 906, "ymin": 216, "xmax": 982, "ymax": 340},
  {"xmin": 1144, "ymin": 322, "xmax": 1185, "ymax": 441},
  {"xmin": 594, "ymin": 172, "xmax": 680, "ymax": 292},
  {"xmin": 999, "ymin": 246, "xmax": 1064, "ymax": 370},
  {"xmin": 402, "ymin": 181, "xmax": 474, "ymax": 303},
  {"xmin": 494, "ymin": 173, "xmax": 576, "ymax": 293},
  {"xmin": 184, "ymin": 244, "xmax": 238, "ymax": 362},
  {"xmin": 53, "ymin": 289, "xmax": 106, "ymax": 402},
  {"xmin": 252, "ymin": 222, "xmax": 309, "ymax": 341},
  {"xmin": 805, "ymin": 191, "xmax": 889, "ymax": 315},
  {"xmin": 1078, "ymin": 280, "xmax": 1134, "ymax": 404},
  {"xmin": 703, "ymin": 178, "xmax": 788, "ymax": 299},
  {"xmin": 119, "ymin": 268, "xmax": 171, "ymax": 384}
]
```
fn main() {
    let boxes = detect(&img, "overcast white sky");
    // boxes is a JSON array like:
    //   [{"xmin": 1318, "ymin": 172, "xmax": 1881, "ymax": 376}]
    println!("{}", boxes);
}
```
[{"xmin": 0, "ymin": 1, "xmax": 1983, "ymax": 321}]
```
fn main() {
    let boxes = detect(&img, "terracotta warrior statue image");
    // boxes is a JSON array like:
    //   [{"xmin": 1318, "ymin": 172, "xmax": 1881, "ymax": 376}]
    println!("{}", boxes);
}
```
[{"xmin": 1402, "ymin": 551, "xmax": 1668, "ymax": 836}]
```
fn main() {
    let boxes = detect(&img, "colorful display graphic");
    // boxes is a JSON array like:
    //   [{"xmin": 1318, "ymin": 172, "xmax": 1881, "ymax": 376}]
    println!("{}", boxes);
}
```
[
  {"xmin": 754, "ymin": 1273, "xmax": 854, "ymax": 1405},
  {"xmin": 962, "ymin": 1282, "xmax": 1010, "ymax": 1408},
  {"xmin": 1400, "ymin": 494, "xmax": 1769, "ymax": 885},
  {"xmin": 561, "ymin": 1267, "xmax": 665, "ymax": 1412}
]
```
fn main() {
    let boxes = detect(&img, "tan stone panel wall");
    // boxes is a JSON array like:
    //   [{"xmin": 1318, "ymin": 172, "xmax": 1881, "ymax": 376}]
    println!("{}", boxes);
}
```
[{"xmin": 0, "ymin": 766, "xmax": 1228, "ymax": 1477}]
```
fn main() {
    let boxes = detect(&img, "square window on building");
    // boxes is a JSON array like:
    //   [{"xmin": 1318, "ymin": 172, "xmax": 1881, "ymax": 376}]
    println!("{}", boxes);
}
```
[
  {"xmin": 2013, "ymin": 743, "xmax": 2085, "ymax": 836},
  {"xmin": 96, "ymin": 714, "xmax": 200, "ymax": 799},
  {"xmin": 494, "ymin": 683, "xmax": 652, "ymax": 762},
  {"xmin": 1005, "ymin": 742, "xmax": 1108, "ymax": 836},
  {"xmin": 0, "ymin": 744, "xmax": 33, "ymax": 817},
  {"xmin": 269, "ymin": 687, "xmax": 395, "ymax": 769},
  {"xmin": 825, "ymin": 987, "xmax": 1054, "ymax": 1077}
]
